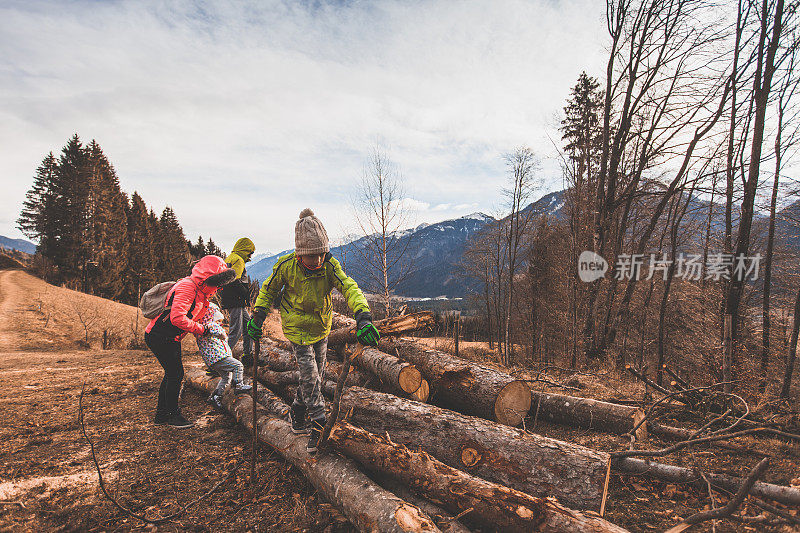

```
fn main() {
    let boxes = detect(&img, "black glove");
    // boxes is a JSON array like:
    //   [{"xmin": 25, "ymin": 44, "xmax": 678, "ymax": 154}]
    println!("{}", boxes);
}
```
[
  {"xmin": 200, "ymin": 325, "xmax": 212, "ymax": 337},
  {"xmin": 355, "ymin": 310, "xmax": 380, "ymax": 346}
]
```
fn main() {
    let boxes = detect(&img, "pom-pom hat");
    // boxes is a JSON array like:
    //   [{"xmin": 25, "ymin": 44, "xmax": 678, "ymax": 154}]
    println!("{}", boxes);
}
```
[{"xmin": 295, "ymin": 208, "xmax": 330, "ymax": 256}]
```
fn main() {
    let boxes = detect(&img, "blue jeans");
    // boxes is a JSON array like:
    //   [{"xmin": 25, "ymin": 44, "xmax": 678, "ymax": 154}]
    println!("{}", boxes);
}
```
[
  {"xmin": 291, "ymin": 337, "xmax": 328, "ymax": 421},
  {"xmin": 211, "ymin": 356, "xmax": 244, "ymax": 396},
  {"xmin": 227, "ymin": 307, "xmax": 251, "ymax": 355}
]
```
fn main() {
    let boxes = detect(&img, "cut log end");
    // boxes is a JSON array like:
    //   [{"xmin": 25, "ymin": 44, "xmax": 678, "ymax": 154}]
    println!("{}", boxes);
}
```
[
  {"xmin": 494, "ymin": 380, "xmax": 532, "ymax": 426},
  {"xmin": 398, "ymin": 366, "xmax": 424, "ymax": 395},
  {"xmin": 411, "ymin": 379, "xmax": 430, "ymax": 403},
  {"xmin": 460, "ymin": 447, "xmax": 482, "ymax": 467},
  {"xmin": 631, "ymin": 408, "xmax": 648, "ymax": 442}
]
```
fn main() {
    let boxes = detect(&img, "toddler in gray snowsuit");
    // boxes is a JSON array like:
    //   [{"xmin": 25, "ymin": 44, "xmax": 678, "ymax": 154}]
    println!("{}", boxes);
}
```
[{"xmin": 196, "ymin": 303, "xmax": 251, "ymax": 409}]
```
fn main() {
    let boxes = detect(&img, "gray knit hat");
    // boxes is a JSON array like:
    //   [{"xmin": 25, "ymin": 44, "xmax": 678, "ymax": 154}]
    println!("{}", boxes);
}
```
[{"xmin": 295, "ymin": 208, "xmax": 330, "ymax": 256}]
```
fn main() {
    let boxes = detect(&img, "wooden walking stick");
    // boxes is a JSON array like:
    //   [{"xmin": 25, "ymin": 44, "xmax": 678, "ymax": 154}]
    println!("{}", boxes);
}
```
[
  {"xmin": 317, "ymin": 344, "xmax": 364, "ymax": 450},
  {"xmin": 251, "ymin": 335, "xmax": 260, "ymax": 481}
]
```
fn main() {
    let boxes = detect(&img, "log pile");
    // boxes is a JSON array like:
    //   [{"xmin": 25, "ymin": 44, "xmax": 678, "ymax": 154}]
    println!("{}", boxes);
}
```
[
  {"xmin": 184, "ymin": 367, "xmax": 627, "ymax": 533},
  {"xmin": 184, "ymin": 368, "xmax": 442, "ymax": 533},
  {"xmin": 377, "ymin": 338, "xmax": 532, "ymax": 426},
  {"xmin": 326, "ymin": 311, "xmax": 436, "ymax": 346},
  {"xmin": 179, "ymin": 310, "xmax": 799, "ymax": 532}
]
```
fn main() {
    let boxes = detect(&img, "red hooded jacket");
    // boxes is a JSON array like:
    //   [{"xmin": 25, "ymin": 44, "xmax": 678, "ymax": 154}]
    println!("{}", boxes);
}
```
[{"xmin": 145, "ymin": 255, "xmax": 235, "ymax": 340}]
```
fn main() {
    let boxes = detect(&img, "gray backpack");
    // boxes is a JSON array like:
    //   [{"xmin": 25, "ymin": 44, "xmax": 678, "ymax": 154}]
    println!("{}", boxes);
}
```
[{"xmin": 139, "ymin": 281, "xmax": 177, "ymax": 319}]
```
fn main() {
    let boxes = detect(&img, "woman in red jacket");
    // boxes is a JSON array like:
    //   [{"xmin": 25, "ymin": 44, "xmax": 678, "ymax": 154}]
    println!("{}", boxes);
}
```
[{"xmin": 145, "ymin": 255, "xmax": 235, "ymax": 428}]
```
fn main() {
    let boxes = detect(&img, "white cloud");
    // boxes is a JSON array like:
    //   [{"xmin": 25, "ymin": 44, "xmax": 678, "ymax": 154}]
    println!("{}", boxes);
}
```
[{"xmin": 0, "ymin": 0, "xmax": 606, "ymax": 252}]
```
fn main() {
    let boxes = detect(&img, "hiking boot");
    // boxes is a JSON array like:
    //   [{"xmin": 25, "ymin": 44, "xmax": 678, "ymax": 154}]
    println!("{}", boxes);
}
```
[
  {"xmin": 233, "ymin": 382, "xmax": 252, "ymax": 394},
  {"xmin": 154, "ymin": 411, "xmax": 169, "ymax": 425},
  {"xmin": 242, "ymin": 353, "xmax": 254, "ymax": 367},
  {"xmin": 306, "ymin": 418, "xmax": 326, "ymax": 454},
  {"xmin": 166, "ymin": 412, "xmax": 194, "ymax": 429},
  {"xmin": 289, "ymin": 404, "xmax": 310, "ymax": 435},
  {"xmin": 206, "ymin": 368, "xmax": 220, "ymax": 378},
  {"xmin": 206, "ymin": 392, "xmax": 223, "ymax": 410}
]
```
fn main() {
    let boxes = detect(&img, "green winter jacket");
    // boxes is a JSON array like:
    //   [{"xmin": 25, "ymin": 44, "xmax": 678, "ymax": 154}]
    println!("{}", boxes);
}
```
[{"xmin": 254, "ymin": 252, "xmax": 369, "ymax": 345}]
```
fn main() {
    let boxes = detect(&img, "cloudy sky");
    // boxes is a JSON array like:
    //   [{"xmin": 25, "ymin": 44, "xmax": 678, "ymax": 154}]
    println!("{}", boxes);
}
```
[{"xmin": 0, "ymin": 0, "xmax": 606, "ymax": 254}]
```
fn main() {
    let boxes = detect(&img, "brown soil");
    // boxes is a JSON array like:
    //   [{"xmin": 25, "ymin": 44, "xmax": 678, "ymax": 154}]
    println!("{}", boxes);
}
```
[{"xmin": 0, "ymin": 270, "xmax": 351, "ymax": 532}]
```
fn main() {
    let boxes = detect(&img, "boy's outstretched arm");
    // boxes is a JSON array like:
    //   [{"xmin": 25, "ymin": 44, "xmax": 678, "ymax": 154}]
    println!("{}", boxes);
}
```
[{"xmin": 328, "ymin": 257, "xmax": 379, "ymax": 345}]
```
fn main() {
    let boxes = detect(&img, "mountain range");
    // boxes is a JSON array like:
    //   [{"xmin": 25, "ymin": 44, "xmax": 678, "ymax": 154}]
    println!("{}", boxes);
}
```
[
  {"xmin": 247, "ymin": 188, "xmax": 800, "ymax": 299},
  {"xmin": 0, "ymin": 236, "xmax": 36, "ymax": 255},
  {"xmin": 247, "ymin": 191, "xmax": 573, "ymax": 298}
]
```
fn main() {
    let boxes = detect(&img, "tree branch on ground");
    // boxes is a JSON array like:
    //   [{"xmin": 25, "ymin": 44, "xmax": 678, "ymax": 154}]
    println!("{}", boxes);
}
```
[{"xmin": 79, "ymin": 383, "xmax": 238, "ymax": 525}]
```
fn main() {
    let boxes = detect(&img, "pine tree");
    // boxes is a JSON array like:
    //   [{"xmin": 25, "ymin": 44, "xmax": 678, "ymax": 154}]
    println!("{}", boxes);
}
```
[
  {"xmin": 205, "ymin": 238, "xmax": 222, "ymax": 257},
  {"xmin": 188, "ymin": 235, "xmax": 205, "ymax": 259},
  {"xmin": 125, "ymin": 192, "xmax": 156, "ymax": 303},
  {"xmin": 158, "ymin": 206, "xmax": 190, "ymax": 280},
  {"xmin": 18, "ymin": 153, "xmax": 59, "ymax": 263},
  {"xmin": 149, "ymin": 209, "xmax": 165, "ymax": 280},
  {"xmin": 561, "ymin": 72, "xmax": 604, "ymax": 189},
  {"xmin": 55, "ymin": 134, "xmax": 92, "ymax": 288},
  {"xmin": 86, "ymin": 141, "xmax": 129, "ymax": 299},
  {"xmin": 18, "ymin": 135, "xmax": 223, "ymax": 298}
]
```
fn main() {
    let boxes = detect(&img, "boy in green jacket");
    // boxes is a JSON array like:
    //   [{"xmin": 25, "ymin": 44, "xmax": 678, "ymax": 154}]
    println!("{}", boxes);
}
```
[{"xmin": 246, "ymin": 208, "xmax": 379, "ymax": 453}]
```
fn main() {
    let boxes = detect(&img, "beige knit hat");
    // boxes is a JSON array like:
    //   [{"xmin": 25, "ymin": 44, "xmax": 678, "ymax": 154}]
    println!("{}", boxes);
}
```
[{"xmin": 295, "ymin": 208, "xmax": 330, "ymax": 256}]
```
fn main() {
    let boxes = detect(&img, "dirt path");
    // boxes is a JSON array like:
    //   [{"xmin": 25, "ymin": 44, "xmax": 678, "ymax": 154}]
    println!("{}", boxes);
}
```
[
  {"xmin": 0, "ymin": 271, "xmax": 347, "ymax": 532},
  {"xmin": 0, "ymin": 270, "xmax": 23, "ymax": 349}
]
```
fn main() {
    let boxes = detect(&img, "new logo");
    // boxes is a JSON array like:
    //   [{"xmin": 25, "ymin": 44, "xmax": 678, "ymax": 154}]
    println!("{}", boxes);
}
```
[{"xmin": 578, "ymin": 251, "xmax": 608, "ymax": 282}]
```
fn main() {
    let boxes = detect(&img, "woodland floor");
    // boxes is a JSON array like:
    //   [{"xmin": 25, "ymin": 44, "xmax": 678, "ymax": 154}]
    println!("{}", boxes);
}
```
[{"xmin": 0, "ymin": 269, "xmax": 797, "ymax": 532}]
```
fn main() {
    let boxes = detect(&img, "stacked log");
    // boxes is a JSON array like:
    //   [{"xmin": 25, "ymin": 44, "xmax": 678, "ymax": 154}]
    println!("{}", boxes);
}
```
[
  {"xmin": 184, "ymin": 368, "xmax": 441, "ymax": 532},
  {"xmin": 378, "ymin": 338, "xmax": 531, "ymax": 426},
  {"xmin": 337, "ymin": 386, "xmax": 609, "ymax": 511},
  {"xmin": 330, "ymin": 422, "xmax": 628, "ymax": 533},
  {"xmin": 327, "ymin": 311, "xmax": 436, "ymax": 346},
  {"xmin": 263, "ymin": 335, "xmax": 430, "ymax": 402},
  {"xmin": 530, "ymin": 392, "xmax": 648, "ymax": 441},
  {"xmin": 355, "ymin": 346, "xmax": 429, "ymax": 401},
  {"xmin": 186, "ymin": 367, "xmax": 629, "ymax": 533}
]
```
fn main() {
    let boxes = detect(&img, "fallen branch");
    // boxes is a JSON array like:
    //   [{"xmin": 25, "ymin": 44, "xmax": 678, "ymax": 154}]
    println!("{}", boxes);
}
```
[
  {"xmin": 79, "ymin": 383, "xmax": 237, "ymax": 525},
  {"xmin": 327, "ymin": 312, "xmax": 435, "ymax": 346},
  {"xmin": 612, "ymin": 427, "xmax": 783, "ymax": 460},
  {"xmin": 613, "ymin": 457, "xmax": 800, "ymax": 507},
  {"xmin": 318, "ymin": 344, "xmax": 364, "ymax": 450},
  {"xmin": 664, "ymin": 458, "xmax": 769, "ymax": 533}
]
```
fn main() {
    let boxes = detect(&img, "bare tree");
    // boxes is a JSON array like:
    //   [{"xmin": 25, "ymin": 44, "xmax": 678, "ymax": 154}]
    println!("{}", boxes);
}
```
[
  {"xmin": 351, "ymin": 146, "xmax": 414, "ymax": 316},
  {"xmin": 72, "ymin": 301, "xmax": 99, "ymax": 346},
  {"xmin": 763, "ymin": 36, "xmax": 800, "ymax": 391},
  {"xmin": 500, "ymin": 148, "xmax": 540, "ymax": 364},
  {"xmin": 584, "ymin": 0, "xmax": 734, "ymax": 361},
  {"xmin": 781, "ymin": 283, "xmax": 800, "ymax": 398},
  {"xmin": 725, "ymin": 0, "xmax": 792, "ymax": 352}
]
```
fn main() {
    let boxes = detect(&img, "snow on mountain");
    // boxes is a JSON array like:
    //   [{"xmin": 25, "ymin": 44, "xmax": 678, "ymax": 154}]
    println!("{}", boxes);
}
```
[{"xmin": 248, "ymin": 191, "xmax": 570, "ymax": 297}]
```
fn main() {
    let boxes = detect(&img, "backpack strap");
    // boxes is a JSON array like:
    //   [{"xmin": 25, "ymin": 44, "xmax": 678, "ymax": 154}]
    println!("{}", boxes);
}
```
[{"xmin": 159, "ymin": 281, "xmax": 198, "ymax": 321}]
